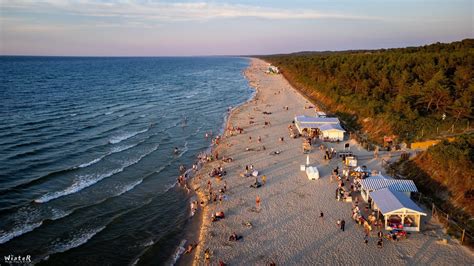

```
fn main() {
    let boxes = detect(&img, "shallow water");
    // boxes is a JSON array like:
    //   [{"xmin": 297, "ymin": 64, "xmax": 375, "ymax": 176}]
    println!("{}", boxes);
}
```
[{"xmin": 0, "ymin": 56, "xmax": 253, "ymax": 264}]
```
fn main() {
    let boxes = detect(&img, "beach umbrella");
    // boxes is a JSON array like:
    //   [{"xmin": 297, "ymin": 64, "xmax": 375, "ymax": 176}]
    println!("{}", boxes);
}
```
[{"xmin": 306, "ymin": 155, "xmax": 310, "ymax": 166}]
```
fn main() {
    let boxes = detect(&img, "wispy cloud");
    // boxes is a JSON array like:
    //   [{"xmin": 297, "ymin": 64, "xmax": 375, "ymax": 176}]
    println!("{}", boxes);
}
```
[{"xmin": 1, "ymin": 0, "xmax": 380, "ymax": 28}]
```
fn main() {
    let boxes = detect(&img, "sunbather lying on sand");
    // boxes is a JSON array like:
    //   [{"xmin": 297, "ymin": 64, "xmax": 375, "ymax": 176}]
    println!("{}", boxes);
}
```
[
  {"xmin": 242, "ymin": 221, "xmax": 253, "ymax": 228},
  {"xmin": 229, "ymin": 232, "xmax": 243, "ymax": 241}
]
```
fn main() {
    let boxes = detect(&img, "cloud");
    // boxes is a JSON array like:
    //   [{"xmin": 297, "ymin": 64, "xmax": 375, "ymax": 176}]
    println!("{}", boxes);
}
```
[{"xmin": 1, "ymin": 0, "xmax": 380, "ymax": 28}]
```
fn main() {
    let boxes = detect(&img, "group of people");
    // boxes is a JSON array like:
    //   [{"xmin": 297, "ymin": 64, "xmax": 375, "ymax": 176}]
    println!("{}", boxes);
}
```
[
  {"xmin": 323, "ymin": 146, "xmax": 337, "ymax": 160},
  {"xmin": 206, "ymin": 179, "xmax": 228, "ymax": 205},
  {"xmin": 209, "ymin": 166, "xmax": 226, "ymax": 178}
]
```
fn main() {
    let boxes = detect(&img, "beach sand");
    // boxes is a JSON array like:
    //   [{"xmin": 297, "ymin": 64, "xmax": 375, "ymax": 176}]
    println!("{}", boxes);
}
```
[{"xmin": 182, "ymin": 58, "xmax": 473, "ymax": 265}]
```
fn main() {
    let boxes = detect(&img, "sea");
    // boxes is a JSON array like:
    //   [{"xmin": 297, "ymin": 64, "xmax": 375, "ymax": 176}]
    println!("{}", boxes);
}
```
[{"xmin": 0, "ymin": 56, "xmax": 253, "ymax": 265}]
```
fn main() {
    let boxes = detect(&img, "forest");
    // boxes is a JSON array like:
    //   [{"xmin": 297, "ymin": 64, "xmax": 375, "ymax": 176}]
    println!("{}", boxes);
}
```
[{"xmin": 262, "ymin": 39, "xmax": 474, "ymax": 144}]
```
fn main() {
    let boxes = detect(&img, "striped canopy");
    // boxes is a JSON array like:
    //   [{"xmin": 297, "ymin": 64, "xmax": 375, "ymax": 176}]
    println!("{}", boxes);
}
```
[{"xmin": 360, "ymin": 178, "xmax": 418, "ymax": 192}]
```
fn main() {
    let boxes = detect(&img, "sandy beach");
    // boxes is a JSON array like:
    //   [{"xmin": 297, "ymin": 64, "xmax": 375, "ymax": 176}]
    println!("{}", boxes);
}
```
[{"xmin": 184, "ymin": 58, "xmax": 473, "ymax": 265}]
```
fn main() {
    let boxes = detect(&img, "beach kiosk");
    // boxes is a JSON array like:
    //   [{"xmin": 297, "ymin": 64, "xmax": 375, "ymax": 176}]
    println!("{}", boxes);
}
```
[
  {"xmin": 294, "ymin": 116, "xmax": 340, "ymax": 135},
  {"xmin": 360, "ymin": 176, "xmax": 418, "ymax": 202},
  {"xmin": 317, "ymin": 124, "xmax": 345, "ymax": 141},
  {"xmin": 370, "ymin": 188, "xmax": 427, "ymax": 232}
]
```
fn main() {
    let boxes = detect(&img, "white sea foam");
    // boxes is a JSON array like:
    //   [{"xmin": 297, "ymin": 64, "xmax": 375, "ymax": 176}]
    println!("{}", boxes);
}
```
[
  {"xmin": 34, "ymin": 169, "xmax": 123, "ymax": 203},
  {"xmin": 78, "ymin": 156, "xmax": 105, "ymax": 168},
  {"xmin": 35, "ymin": 144, "xmax": 159, "ymax": 203},
  {"xmin": 116, "ymin": 179, "xmax": 143, "ymax": 196},
  {"xmin": 142, "ymin": 239, "xmax": 154, "ymax": 247},
  {"xmin": 50, "ymin": 226, "xmax": 106, "ymax": 254},
  {"xmin": 77, "ymin": 143, "xmax": 138, "ymax": 169},
  {"xmin": 171, "ymin": 239, "xmax": 187, "ymax": 265},
  {"xmin": 0, "ymin": 221, "xmax": 43, "ymax": 244},
  {"xmin": 110, "ymin": 143, "xmax": 137, "ymax": 153},
  {"xmin": 109, "ymin": 128, "xmax": 148, "ymax": 144},
  {"xmin": 50, "ymin": 208, "xmax": 74, "ymax": 221}
]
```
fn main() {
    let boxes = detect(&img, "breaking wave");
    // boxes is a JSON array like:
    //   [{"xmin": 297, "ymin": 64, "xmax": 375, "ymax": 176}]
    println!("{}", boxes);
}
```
[
  {"xmin": 49, "ymin": 226, "xmax": 106, "ymax": 254},
  {"xmin": 108, "ymin": 128, "xmax": 148, "ymax": 144},
  {"xmin": 35, "ymin": 144, "xmax": 159, "ymax": 203}
]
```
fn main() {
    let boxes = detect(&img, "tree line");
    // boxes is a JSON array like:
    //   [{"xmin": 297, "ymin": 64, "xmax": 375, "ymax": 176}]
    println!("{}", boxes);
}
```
[{"xmin": 262, "ymin": 39, "xmax": 474, "ymax": 143}]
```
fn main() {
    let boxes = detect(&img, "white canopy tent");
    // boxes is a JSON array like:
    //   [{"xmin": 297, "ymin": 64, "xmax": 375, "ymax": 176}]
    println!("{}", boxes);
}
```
[
  {"xmin": 294, "ymin": 116, "xmax": 345, "ymax": 141},
  {"xmin": 370, "ymin": 188, "xmax": 427, "ymax": 231}
]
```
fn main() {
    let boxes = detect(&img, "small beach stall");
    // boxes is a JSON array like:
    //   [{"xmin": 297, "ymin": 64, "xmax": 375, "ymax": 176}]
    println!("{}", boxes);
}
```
[
  {"xmin": 370, "ymin": 188, "xmax": 427, "ymax": 231},
  {"xmin": 360, "ymin": 176, "xmax": 418, "ymax": 202}
]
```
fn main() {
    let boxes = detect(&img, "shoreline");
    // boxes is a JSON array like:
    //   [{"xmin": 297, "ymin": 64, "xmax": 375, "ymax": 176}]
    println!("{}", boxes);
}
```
[
  {"xmin": 182, "ymin": 58, "xmax": 474, "ymax": 265},
  {"xmin": 176, "ymin": 59, "xmax": 259, "ymax": 266}
]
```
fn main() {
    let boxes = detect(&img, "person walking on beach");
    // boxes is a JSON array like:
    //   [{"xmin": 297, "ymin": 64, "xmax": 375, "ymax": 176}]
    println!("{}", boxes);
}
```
[
  {"xmin": 256, "ymin": 195, "xmax": 261, "ymax": 209},
  {"xmin": 258, "ymin": 136, "xmax": 262, "ymax": 143},
  {"xmin": 341, "ymin": 219, "xmax": 345, "ymax": 231},
  {"xmin": 204, "ymin": 248, "xmax": 211, "ymax": 265},
  {"xmin": 320, "ymin": 211, "xmax": 324, "ymax": 218},
  {"xmin": 364, "ymin": 234, "xmax": 369, "ymax": 245}
]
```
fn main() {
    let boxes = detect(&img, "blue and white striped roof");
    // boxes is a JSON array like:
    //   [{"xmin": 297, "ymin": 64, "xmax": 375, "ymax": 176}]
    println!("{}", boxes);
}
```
[
  {"xmin": 370, "ymin": 188, "xmax": 426, "ymax": 215},
  {"xmin": 360, "ymin": 178, "xmax": 418, "ymax": 192}
]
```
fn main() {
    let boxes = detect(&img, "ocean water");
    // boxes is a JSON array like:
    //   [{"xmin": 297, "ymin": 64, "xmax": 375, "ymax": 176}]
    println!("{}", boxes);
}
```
[{"xmin": 0, "ymin": 56, "xmax": 253, "ymax": 264}]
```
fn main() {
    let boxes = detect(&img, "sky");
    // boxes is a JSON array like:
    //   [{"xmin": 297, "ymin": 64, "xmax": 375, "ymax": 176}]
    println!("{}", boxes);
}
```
[{"xmin": 0, "ymin": 0, "xmax": 473, "ymax": 56}]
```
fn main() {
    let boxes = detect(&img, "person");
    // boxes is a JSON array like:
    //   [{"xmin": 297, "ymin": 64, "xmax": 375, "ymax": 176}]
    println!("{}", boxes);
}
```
[
  {"xmin": 262, "ymin": 175, "xmax": 266, "ymax": 185},
  {"xmin": 204, "ymin": 249, "xmax": 211, "ymax": 264},
  {"xmin": 341, "ymin": 219, "xmax": 345, "ymax": 231},
  {"xmin": 377, "ymin": 238, "xmax": 383, "ymax": 248},
  {"xmin": 229, "ymin": 232, "xmax": 242, "ymax": 241},
  {"xmin": 320, "ymin": 212, "xmax": 324, "ymax": 218},
  {"xmin": 364, "ymin": 234, "xmax": 369, "ymax": 245},
  {"xmin": 174, "ymin": 147, "xmax": 179, "ymax": 154},
  {"xmin": 223, "ymin": 181, "xmax": 227, "ymax": 192},
  {"xmin": 218, "ymin": 194, "xmax": 223, "ymax": 204},
  {"xmin": 336, "ymin": 219, "xmax": 341, "ymax": 227},
  {"xmin": 185, "ymin": 243, "xmax": 197, "ymax": 254},
  {"xmin": 377, "ymin": 231, "xmax": 383, "ymax": 239},
  {"xmin": 256, "ymin": 195, "xmax": 261, "ymax": 209},
  {"xmin": 258, "ymin": 136, "xmax": 262, "ymax": 143}
]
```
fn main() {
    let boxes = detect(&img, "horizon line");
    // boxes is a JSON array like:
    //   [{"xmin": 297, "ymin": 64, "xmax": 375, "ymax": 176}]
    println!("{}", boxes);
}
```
[{"xmin": 1, "ymin": 38, "xmax": 471, "ymax": 58}]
